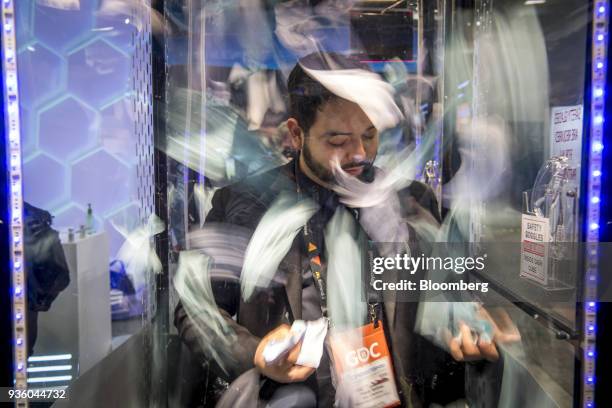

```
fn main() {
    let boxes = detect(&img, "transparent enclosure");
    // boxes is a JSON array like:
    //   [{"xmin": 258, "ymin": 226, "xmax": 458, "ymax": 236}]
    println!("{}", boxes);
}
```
[
  {"xmin": 8, "ymin": 0, "xmax": 597, "ymax": 407},
  {"xmin": 441, "ymin": 0, "xmax": 591, "ymax": 406},
  {"xmin": 15, "ymin": 1, "xmax": 158, "ymax": 405},
  {"xmin": 164, "ymin": 1, "xmax": 590, "ymax": 407}
]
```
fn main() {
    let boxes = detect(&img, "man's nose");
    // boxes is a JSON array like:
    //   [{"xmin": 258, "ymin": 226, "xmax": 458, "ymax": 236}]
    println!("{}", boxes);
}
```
[{"xmin": 347, "ymin": 139, "xmax": 366, "ymax": 162}]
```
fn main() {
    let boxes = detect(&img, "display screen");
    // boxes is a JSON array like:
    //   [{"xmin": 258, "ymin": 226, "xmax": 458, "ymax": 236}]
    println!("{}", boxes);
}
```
[{"xmin": 350, "ymin": 10, "xmax": 415, "ymax": 61}]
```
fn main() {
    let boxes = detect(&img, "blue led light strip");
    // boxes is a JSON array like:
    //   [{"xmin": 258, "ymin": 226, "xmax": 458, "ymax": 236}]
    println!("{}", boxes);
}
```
[
  {"xmin": 583, "ymin": 2, "xmax": 608, "ymax": 408},
  {"xmin": 1, "ymin": 0, "xmax": 28, "ymax": 405}
]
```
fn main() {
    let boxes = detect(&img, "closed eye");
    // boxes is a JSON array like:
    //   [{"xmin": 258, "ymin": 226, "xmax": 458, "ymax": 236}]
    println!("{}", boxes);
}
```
[
  {"xmin": 362, "ymin": 126, "xmax": 377, "ymax": 140},
  {"xmin": 328, "ymin": 136, "xmax": 349, "ymax": 146}
]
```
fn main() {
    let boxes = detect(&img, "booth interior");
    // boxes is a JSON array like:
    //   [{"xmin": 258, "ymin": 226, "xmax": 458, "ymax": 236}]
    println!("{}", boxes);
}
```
[{"xmin": 3, "ymin": 0, "xmax": 610, "ymax": 407}]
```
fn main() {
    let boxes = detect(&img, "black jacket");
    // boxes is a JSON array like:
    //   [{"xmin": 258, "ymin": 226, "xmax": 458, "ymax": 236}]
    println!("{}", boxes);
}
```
[
  {"xmin": 174, "ymin": 161, "xmax": 461, "ymax": 406},
  {"xmin": 24, "ymin": 202, "xmax": 70, "ymax": 312}
]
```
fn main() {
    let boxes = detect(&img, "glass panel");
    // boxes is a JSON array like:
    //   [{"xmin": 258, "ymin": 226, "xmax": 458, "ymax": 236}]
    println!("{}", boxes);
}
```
[
  {"xmin": 166, "ymin": 2, "xmax": 459, "ymax": 408},
  {"xmin": 15, "ymin": 1, "xmax": 156, "ymax": 401},
  {"xmin": 440, "ymin": 0, "xmax": 590, "ymax": 406},
  {"xmin": 466, "ymin": 0, "xmax": 587, "ymax": 330},
  {"xmin": 162, "ymin": 0, "xmax": 447, "ymax": 241},
  {"xmin": 11, "ymin": 0, "xmax": 592, "ymax": 406}
]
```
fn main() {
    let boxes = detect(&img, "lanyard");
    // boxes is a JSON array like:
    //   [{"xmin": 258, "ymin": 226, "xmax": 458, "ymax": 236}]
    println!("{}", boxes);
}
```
[
  {"xmin": 295, "ymin": 159, "xmax": 380, "ymax": 327},
  {"xmin": 302, "ymin": 214, "xmax": 381, "ymax": 328},
  {"xmin": 303, "ymin": 223, "xmax": 329, "ymax": 319}
]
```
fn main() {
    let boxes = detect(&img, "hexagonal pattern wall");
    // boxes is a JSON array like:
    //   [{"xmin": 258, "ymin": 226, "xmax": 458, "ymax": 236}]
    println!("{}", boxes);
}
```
[
  {"xmin": 16, "ymin": 2, "xmax": 154, "ymax": 259},
  {"xmin": 17, "ymin": 43, "xmax": 64, "ymax": 108},
  {"xmin": 23, "ymin": 153, "xmax": 68, "ymax": 209},
  {"xmin": 33, "ymin": 0, "xmax": 97, "ymax": 52},
  {"xmin": 67, "ymin": 40, "xmax": 130, "ymax": 108},
  {"xmin": 99, "ymin": 97, "xmax": 137, "ymax": 165},
  {"xmin": 38, "ymin": 97, "xmax": 98, "ymax": 161},
  {"xmin": 71, "ymin": 149, "xmax": 132, "ymax": 214},
  {"xmin": 103, "ymin": 202, "xmax": 142, "ymax": 258},
  {"xmin": 20, "ymin": 106, "xmax": 37, "ymax": 159},
  {"xmin": 53, "ymin": 203, "xmax": 89, "ymax": 231}
]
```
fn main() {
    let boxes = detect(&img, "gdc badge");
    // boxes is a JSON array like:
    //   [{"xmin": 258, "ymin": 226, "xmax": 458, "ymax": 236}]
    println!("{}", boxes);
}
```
[{"xmin": 329, "ymin": 322, "xmax": 400, "ymax": 408}]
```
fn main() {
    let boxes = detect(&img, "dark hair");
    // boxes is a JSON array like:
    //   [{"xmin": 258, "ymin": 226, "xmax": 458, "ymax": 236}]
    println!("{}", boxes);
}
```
[{"xmin": 287, "ymin": 52, "xmax": 370, "ymax": 134}]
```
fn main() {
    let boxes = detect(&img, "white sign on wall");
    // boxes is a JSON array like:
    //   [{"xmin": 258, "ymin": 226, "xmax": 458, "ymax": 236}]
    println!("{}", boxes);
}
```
[
  {"xmin": 520, "ymin": 214, "xmax": 551, "ymax": 286},
  {"xmin": 549, "ymin": 105, "xmax": 583, "ymax": 189}
]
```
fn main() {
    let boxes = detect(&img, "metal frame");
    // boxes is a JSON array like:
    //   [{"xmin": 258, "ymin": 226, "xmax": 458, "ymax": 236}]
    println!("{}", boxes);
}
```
[
  {"xmin": 1, "ymin": 0, "xmax": 28, "ymax": 406},
  {"xmin": 582, "ymin": 1, "xmax": 609, "ymax": 407}
]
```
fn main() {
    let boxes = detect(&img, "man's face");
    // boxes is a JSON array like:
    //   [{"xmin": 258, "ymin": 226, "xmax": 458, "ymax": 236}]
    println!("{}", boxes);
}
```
[{"xmin": 298, "ymin": 98, "xmax": 378, "ymax": 185}]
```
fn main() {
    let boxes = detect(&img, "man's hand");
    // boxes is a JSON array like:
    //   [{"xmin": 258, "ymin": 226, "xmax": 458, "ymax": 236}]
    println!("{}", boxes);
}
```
[
  {"xmin": 253, "ymin": 324, "xmax": 316, "ymax": 383},
  {"xmin": 443, "ymin": 306, "xmax": 521, "ymax": 363}
]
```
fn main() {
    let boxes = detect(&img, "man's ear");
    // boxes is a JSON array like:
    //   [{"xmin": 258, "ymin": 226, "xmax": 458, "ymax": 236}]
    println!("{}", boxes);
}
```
[{"xmin": 286, "ymin": 118, "xmax": 304, "ymax": 150}]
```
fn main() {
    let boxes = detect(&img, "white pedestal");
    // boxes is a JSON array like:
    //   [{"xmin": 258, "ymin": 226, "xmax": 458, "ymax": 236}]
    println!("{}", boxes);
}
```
[{"xmin": 33, "ymin": 232, "xmax": 112, "ymax": 377}]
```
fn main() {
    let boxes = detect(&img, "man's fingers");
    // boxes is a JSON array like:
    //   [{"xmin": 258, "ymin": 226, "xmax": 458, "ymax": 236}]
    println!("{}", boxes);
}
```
[
  {"xmin": 286, "ymin": 365, "xmax": 316, "ymax": 382},
  {"xmin": 459, "ymin": 323, "xmax": 481, "ymax": 360},
  {"xmin": 268, "ymin": 324, "xmax": 292, "ymax": 340},
  {"xmin": 493, "ymin": 317, "xmax": 521, "ymax": 344},
  {"xmin": 477, "ymin": 339, "xmax": 499, "ymax": 362},
  {"xmin": 286, "ymin": 341, "xmax": 303, "ymax": 364},
  {"xmin": 478, "ymin": 307, "xmax": 521, "ymax": 345},
  {"xmin": 446, "ymin": 307, "xmax": 520, "ymax": 364},
  {"xmin": 449, "ymin": 337, "xmax": 465, "ymax": 361},
  {"xmin": 253, "ymin": 324, "xmax": 294, "ymax": 369},
  {"xmin": 441, "ymin": 328, "xmax": 464, "ymax": 361}
]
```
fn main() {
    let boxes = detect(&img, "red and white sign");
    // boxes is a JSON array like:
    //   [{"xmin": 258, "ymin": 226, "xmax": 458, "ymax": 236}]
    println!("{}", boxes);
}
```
[
  {"xmin": 330, "ymin": 323, "xmax": 400, "ymax": 408},
  {"xmin": 520, "ymin": 214, "xmax": 551, "ymax": 285}
]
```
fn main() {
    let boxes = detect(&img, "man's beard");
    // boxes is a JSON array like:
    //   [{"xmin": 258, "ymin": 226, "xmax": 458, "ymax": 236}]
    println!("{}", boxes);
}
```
[{"xmin": 302, "ymin": 142, "xmax": 374, "ymax": 184}]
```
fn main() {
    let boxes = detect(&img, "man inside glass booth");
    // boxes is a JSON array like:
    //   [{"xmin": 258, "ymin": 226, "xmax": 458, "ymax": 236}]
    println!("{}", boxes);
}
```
[{"xmin": 174, "ymin": 52, "xmax": 506, "ymax": 407}]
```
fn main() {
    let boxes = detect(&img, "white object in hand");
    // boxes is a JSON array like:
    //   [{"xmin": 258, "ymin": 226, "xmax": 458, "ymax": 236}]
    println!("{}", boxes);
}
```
[
  {"xmin": 295, "ymin": 318, "xmax": 328, "ymax": 368},
  {"xmin": 262, "ymin": 318, "xmax": 329, "ymax": 368},
  {"xmin": 262, "ymin": 321, "xmax": 307, "ymax": 365}
]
